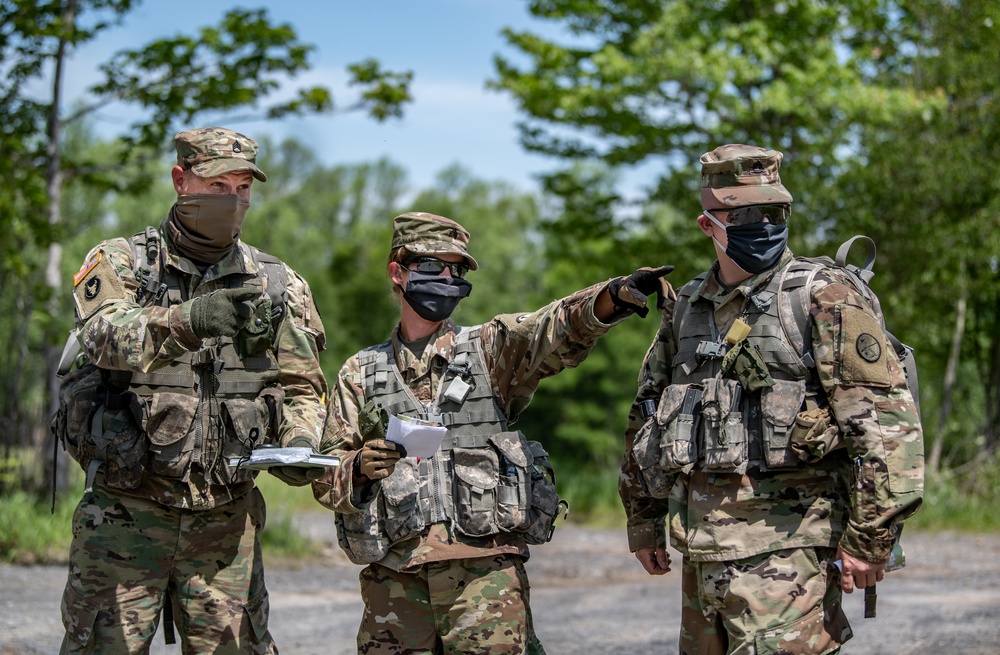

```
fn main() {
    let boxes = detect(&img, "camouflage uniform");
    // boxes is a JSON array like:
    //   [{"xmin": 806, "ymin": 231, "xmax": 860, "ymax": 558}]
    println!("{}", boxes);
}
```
[
  {"xmin": 619, "ymin": 146, "xmax": 923, "ymax": 655},
  {"xmin": 314, "ymin": 212, "xmax": 629, "ymax": 654},
  {"xmin": 60, "ymin": 128, "xmax": 328, "ymax": 654}
]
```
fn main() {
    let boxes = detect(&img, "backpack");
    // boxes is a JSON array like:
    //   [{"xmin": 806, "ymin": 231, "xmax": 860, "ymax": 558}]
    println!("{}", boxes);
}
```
[
  {"xmin": 51, "ymin": 228, "xmax": 290, "ymax": 488},
  {"xmin": 782, "ymin": 235, "xmax": 920, "ymax": 417}
]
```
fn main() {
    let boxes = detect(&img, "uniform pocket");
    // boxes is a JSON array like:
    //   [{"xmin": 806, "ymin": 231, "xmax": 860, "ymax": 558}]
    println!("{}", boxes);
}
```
[
  {"xmin": 242, "ymin": 587, "xmax": 272, "ymax": 645},
  {"xmin": 60, "ymin": 584, "xmax": 103, "ymax": 648},
  {"xmin": 761, "ymin": 379, "xmax": 807, "ymax": 470},
  {"xmin": 754, "ymin": 601, "xmax": 852, "ymax": 654}
]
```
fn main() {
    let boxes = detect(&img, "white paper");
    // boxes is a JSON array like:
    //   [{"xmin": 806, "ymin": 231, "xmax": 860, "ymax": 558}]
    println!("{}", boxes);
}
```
[
  {"xmin": 228, "ymin": 447, "xmax": 341, "ymax": 470},
  {"xmin": 385, "ymin": 414, "xmax": 448, "ymax": 459}
]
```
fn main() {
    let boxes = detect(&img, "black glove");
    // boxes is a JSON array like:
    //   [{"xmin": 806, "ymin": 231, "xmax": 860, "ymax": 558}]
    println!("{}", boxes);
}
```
[
  {"xmin": 353, "ymin": 439, "xmax": 406, "ymax": 481},
  {"xmin": 269, "ymin": 437, "xmax": 326, "ymax": 487},
  {"xmin": 189, "ymin": 288, "xmax": 261, "ymax": 338},
  {"xmin": 607, "ymin": 265, "xmax": 676, "ymax": 318}
]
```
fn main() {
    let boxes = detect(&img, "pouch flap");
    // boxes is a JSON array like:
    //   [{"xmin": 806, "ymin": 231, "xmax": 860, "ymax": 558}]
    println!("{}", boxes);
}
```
[
  {"xmin": 762, "ymin": 379, "xmax": 807, "ymax": 428},
  {"xmin": 453, "ymin": 447, "xmax": 499, "ymax": 490}
]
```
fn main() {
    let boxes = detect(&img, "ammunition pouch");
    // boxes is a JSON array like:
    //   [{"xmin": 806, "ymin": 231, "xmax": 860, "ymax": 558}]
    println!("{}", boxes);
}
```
[
  {"xmin": 335, "ymin": 430, "xmax": 566, "ymax": 565},
  {"xmin": 635, "ymin": 377, "xmax": 811, "ymax": 477}
]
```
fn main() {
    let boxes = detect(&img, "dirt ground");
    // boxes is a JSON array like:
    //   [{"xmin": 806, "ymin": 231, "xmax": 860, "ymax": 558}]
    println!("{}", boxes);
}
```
[{"xmin": 2, "ymin": 514, "xmax": 999, "ymax": 655}]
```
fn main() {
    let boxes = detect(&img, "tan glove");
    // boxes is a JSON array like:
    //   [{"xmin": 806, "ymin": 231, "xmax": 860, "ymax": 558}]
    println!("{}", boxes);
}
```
[
  {"xmin": 607, "ymin": 266, "xmax": 676, "ymax": 317},
  {"xmin": 353, "ymin": 439, "xmax": 406, "ymax": 481}
]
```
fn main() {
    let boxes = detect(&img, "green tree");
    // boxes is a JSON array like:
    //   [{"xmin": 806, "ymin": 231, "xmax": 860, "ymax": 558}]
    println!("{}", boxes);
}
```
[{"xmin": 0, "ymin": 1, "xmax": 412, "ymax": 494}]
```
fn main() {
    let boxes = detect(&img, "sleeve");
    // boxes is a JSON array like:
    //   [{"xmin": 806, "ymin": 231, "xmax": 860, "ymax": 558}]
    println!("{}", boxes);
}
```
[
  {"xmin": 274, "ymin": 267, "xmax": 329, "ymax": 450},
  {"xmin": 74, "ymin": 238, "xmax": 202, "ymax": 373},
  {"xmin": 481, "ymin": 279, "xmax": 628, "ymax": 420},
  {"xmin": 312, "ymin": 356, "xmax": 369, "ymax": 513},
  {"xmin": 620, "ymin": 302, "xmax": 676, "ymax": 552},
  {"xmin": 810, "ymin": 271, "xmax": 924, "ymax": 563}
]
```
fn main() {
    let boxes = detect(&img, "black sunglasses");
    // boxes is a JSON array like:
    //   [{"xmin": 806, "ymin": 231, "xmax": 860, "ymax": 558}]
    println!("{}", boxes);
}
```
[
  {"xmin": 403, "ymin": 256, "xmax": 470, "ymax": 279},
  {"xmin": 727, "ymin": 204, "xmax": 790, "ymax": 226}
]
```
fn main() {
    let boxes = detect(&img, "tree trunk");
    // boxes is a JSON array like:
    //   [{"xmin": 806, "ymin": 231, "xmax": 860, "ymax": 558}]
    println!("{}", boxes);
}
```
[
  {"xmin": 928, "ymin": 286, "xmax": 967, "ymax": 474},
  {"xmin": 42, "ymin": 0, "xmax": 75, "ymax": 496}
]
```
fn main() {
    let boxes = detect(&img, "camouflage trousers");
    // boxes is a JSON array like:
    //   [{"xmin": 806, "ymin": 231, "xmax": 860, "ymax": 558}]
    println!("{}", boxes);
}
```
[
  {"xmin": 59, "ymin": 485, "xmax": 275, "ymax": 655},
  {"xmin": 358, "ymin": 554, "xmax": 545, "ymax": 654},
  {"xmin": 679, "ymin": 547, "xmax": 852, "ymax": 655}
]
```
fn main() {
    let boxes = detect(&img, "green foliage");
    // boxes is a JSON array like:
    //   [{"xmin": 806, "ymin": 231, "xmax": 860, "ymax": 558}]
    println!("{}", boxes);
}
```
[
  {"xmin": 0, "ymin": 491, "xmax": 75, "ymax": 564},
  {"xmin": 909, "ymin": 451, "xmax": 1000, "ymax": 533}
]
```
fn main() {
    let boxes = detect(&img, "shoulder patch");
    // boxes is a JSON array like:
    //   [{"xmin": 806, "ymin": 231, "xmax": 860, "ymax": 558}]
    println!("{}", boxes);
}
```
[
  {"xmin": 73, "ymin": 252, "xmax": 127, "ymax": 320},
  {"xmin": 73, "ymin": 253, "xmax": 102, "ymax": 287},
  {"xmin": 835, "ymin": 303, "xmax": 891, "ymax": 387}
]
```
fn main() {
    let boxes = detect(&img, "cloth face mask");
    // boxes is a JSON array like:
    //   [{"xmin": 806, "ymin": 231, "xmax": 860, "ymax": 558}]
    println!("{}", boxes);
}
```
[
  {"xmin": 704, "ymin": 209, "xmax": 788, "ymax": 275},
  {"xmin": 402, "ymin": 270, "xmax": 473, "ymax": 322},
  {"xmin": 168, "ymin": 194, "xmax": 250, "ymax": 262}
]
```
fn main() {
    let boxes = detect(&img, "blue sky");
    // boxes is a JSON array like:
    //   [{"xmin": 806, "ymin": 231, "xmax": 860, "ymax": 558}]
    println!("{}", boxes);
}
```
[{"xmin": 55, "ymin": 0, "xmax": 588, "ymax": 195}]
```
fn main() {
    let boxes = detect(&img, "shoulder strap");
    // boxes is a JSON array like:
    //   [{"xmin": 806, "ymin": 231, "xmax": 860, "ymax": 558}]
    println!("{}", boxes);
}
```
[
  {"xmin": 671, "ymin": 272, "xmax": 709, "ymax": 348},
  {"xmin": 131, "ymin": 227, "xmax": 167, "ymax": 306},
  {"xmin": 248, "ymin": 246, "xmax": 288, "ymax": 335}
]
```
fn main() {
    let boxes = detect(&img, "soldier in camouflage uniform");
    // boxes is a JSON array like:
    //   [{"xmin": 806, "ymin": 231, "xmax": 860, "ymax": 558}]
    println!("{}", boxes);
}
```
[
  {"xmin": 59, "ymin": 127, "xmax": 329, "ymax": 654},
  {"xmin": 313, "ymin": 212, "xmax": 674, "ymax": 654},
  {"xmin": 619, "ymin": 144, "xmax": 924, "ymax": 654}
]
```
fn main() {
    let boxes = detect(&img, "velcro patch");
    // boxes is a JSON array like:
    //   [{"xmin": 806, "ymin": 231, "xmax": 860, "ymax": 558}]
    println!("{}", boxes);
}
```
[
  {"xmin": 73, "ymin": 252, "xmax": 127, "ymax": 320},
  {"xmin": 835, "ymin": 304, "xmax": 891, "ymax": 387},
  {"xmin": 73, "ymin": 253, "xmax": 102, "ymax": 287}
]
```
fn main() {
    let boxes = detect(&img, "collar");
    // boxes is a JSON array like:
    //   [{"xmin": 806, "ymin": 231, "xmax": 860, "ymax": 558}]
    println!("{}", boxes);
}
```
[{"xmin": 691, "ymin": 248, "xmax": 796, "ymax": 306}]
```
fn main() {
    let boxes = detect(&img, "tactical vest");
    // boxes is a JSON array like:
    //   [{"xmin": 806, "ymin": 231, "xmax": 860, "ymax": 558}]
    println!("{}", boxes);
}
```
[
  {"xmin": 335, "ymin": 326, "xmax": 564, "ymax": 565},
  {"xmin": 54, "ymin": 227, "xmax": 288, "ymax": 493},
  {"xmin": 631, "ymin": 259, "xmax": 837, "ymax": 497}
]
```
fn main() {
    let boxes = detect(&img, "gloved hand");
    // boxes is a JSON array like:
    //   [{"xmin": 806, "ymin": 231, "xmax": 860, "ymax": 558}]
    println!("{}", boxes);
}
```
[
  {"xmin": 607, "ymin": 265, "xmax": 676, "ymax": 318},
  {"xmin": 189, "ymin": 287, "xmax": 261, "ymax": 338},
  {"xmin": 353, "ymin": 439, "xmax": 406, "ymax": 481},
  {"xmin": 269, "ymin": 437, "xmax": 326, "ymax": 487}
]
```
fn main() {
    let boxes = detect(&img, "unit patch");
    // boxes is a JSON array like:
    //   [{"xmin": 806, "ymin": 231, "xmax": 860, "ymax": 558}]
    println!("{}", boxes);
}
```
[
  {"xmin": 83, "ymin": 276, "xmax": 102, "ymax": 300},
  {"xmin": 836, "ymin": 303, "xmax": 891, "ymax": 387},
  {"xmin": 74, "ymin": 253, "xmax": 102, "ymax": 287}
]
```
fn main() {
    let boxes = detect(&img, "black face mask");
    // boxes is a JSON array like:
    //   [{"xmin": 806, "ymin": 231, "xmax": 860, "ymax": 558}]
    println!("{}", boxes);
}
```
[
  {"xmin": 402, "ymin": 270, "xmax": 473, "ymax": 322},
  {"xmin": 706, "ymin": 210, "xmax": 788, "ymax": 274}
]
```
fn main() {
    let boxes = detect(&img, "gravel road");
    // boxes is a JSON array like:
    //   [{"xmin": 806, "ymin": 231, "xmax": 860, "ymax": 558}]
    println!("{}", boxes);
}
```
[{"xmin": 2, "ymin": 513, "xmax": 998, "ymax": 655}]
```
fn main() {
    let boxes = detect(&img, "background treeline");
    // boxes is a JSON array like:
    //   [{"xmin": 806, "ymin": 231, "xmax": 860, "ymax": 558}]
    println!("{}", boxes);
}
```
[{"xmin": 2, "ymin": 1, "xmax": 998, "ymax": 537}]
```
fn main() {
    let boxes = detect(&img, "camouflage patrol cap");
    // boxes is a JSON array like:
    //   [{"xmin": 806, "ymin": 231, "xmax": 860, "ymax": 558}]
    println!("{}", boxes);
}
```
[
  {"xmin": 391, "ymin": 212, "xmax": 479, "ymax": 270},
  {"xmin": 700, "ymin": 144, "xmax": 792, "ymax": 210},
  {"xmin": 174, "ymin": 127, "xmax": 267, "ymax": 182}
]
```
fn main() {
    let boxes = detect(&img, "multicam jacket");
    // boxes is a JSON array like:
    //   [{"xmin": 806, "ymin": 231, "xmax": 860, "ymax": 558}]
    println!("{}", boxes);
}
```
[
  {"xmin": 315, "ymin": 280, "xmax": 622, "ymax": 572},
  {"xmin": 620, "ymin": 250, "xmax": 924, "ymax": 564},
  {"xmin": 72, "ymin": 226, "xmax": 328, "ymax": 510}
]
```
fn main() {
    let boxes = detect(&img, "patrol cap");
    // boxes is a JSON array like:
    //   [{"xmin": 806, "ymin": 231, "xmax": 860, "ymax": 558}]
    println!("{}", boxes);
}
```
[
  {"xmin": 391, "ymin": 212, "xmax": 479, "ymax": 270},
  {"xmin": 700, "ymin": 144, "xmax": 792, "ymax": 210},
  {"xmin": 174, "ymin": 127, "xmax": 267, "ymax": 182}
]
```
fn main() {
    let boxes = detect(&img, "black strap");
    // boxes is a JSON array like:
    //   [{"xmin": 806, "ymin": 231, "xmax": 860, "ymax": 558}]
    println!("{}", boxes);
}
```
[{"xmin": 162, "ymin": 588, "xmax": 176, "ymax": 645}]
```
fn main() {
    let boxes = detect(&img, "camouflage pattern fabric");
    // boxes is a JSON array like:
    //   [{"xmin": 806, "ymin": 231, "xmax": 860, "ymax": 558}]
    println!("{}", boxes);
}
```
[
  {"xmin": 620, "ymin": 252, "xmax": 924, "ymax": 564},
  {"xmin": 358, "ymin": 555, "xmax": 545, "ymax": 655},
  {"xmin": 174, "ymin": 126, "xmax": 267, "ymax": 182},
  {"xmin": 71, "ymin": 230, "xmax": 328, "ymax": 509},
  {"xmin": 60, "ymin": 485, "xmax": 274, "ymax": 654},
  {"xmin": 316, "ymin": 280, "xmax": 621, "ymax": 570},
  {"xmin": 679, "ymin": 547, "xmax": 852, "ymax": 654}
]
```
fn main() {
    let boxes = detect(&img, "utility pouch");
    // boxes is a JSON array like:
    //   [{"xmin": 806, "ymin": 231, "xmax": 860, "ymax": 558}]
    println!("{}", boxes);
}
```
[
  {"xmin": 789, "ymin": 405, "xmax": 841, "ymax": 463},
  {"xmin": 141, "ymin": 392, "xmax": 198, "ymax": 479},
  {"xmin": 99, "ymin": 396, "xmax": 147, "ymax": 491},
  {"xmin": 452, "ymin": 446, "xmax": 501, "ymax": 537},
  {"xmin": 520, "ymin": 439, "xmax": 566, "ymax": 545},
  {"xmin": 335, "ymin": 493, "xmax": 391, "ymax": 565},
  {"xmin": 721, "ymin": 338, "xmax": 775, "ymax": 391},
  {"xmin": 380, "ymin": 457, "xmax": 424, "ymax": 543},
  {"xmin": 655, "ymin": 383, "xmax": 702, "ymax": 471},
  {"xmin": 631, "ymin": 418, "xmax": 674, "ymax": 498},
  {"xmin": 492, "ymin": 431, "xmax": 532, "ymax": 533},
  {"xmin": 216, "ymin": 386, "xmax": 284, "ymax": 484},
  {"xmin": 760, "ymin": 379, "xmax": 807, "ymax": 470},
  {"xmin": 702, "ymin": 378, "xmax": 749, "ymax": 472}
]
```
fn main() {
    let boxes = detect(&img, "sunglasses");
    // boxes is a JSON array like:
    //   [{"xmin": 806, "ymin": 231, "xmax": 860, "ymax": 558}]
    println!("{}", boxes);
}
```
[
  {"xmin": 402, "ymin": 256, "xmax": 470, "ymax": 279},
  {"xmin": 726, "ymin": 204, "xmax": 790, "ymax": 226}
]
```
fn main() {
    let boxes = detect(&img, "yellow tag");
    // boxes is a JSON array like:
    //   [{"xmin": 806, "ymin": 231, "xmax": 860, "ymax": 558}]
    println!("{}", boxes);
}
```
[{"xmin": 725, "ymin": 318, "xmax": 752, "ymax": 344}]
